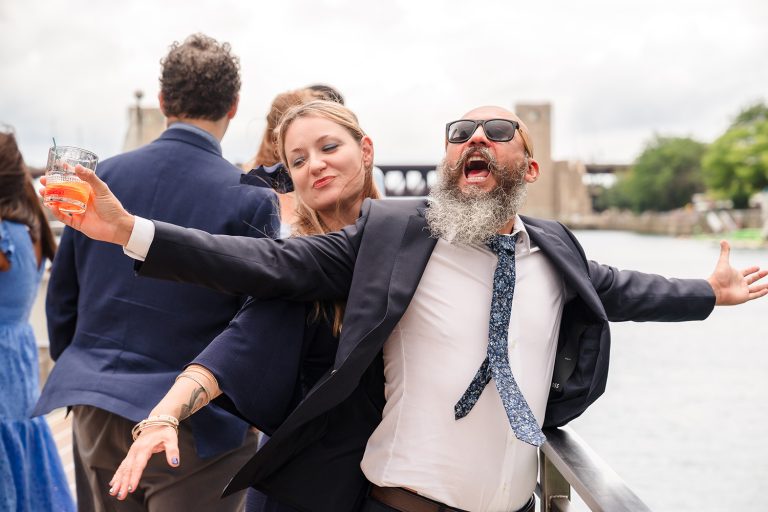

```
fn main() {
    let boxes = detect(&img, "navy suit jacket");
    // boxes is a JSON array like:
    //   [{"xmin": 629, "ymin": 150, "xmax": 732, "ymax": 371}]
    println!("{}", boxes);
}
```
[
  {"xmin": 35, "ymin": 126, "xmax": 280, "ymax": 458},
  {"xmin": 135, "ymin": 198, "xmax": 716, "ymax": 510}
]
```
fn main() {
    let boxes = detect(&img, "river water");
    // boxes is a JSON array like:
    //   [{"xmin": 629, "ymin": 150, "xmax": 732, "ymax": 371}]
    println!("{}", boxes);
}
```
[{"xmin": 567, "ymin": 231, "xmax": 768, "ymax": 512}]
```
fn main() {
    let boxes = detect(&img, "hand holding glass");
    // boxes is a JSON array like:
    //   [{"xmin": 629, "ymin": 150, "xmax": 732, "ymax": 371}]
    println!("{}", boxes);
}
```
[{"xmin": 44, "ymin": 146, "xmax": 97, "ymax": 214}]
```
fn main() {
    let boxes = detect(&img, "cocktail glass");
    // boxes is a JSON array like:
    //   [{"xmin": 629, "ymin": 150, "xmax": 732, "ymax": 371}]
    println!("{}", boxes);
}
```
[{"xmin": 44, "ymin": 145, "xmax": 97, "ymax": 214}]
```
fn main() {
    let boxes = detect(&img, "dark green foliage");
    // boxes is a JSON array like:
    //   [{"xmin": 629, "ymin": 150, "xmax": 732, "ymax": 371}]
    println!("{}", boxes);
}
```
[
  {"xmin": 602, "ymin": 136, "xmax": 707, "ymax": 212},
  {"xmin": 702, "ymin": 102, "xmax": 768, "ymax": 208}
]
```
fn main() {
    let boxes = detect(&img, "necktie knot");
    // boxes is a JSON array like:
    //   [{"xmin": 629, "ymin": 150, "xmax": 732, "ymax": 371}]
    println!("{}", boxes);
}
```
[{"xmin": 486, "ymin": 233, "xmax": 518, "ymax": 256}]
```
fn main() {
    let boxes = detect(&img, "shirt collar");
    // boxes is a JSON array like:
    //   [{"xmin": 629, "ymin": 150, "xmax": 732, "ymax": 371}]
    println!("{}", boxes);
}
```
[
  {"xmin": 167, "ymin": 122, "xmax": 222, "ymax": 154},
  {"xmin": 504, "ymin": 215, "xmax": 532, "ymax": 255}
]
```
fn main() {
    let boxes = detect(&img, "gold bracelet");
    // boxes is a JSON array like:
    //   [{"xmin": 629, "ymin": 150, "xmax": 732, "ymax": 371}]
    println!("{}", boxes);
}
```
[
  {"xmin": 185, "ymin": 367, "xmax": 219, "ymax": 395},
  {"xmin": 175, "ymin": 373, "xmax": 212, "ymax": 406},
  {"xmin": 131, "ymin": 414, "xmax": 179, "ymax": 441}
]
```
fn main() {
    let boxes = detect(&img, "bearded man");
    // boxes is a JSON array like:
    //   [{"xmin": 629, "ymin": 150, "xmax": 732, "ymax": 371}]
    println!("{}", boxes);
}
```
[{"xmin": 46, "ymin": 106, "xmax": 767, "ymax": 512}]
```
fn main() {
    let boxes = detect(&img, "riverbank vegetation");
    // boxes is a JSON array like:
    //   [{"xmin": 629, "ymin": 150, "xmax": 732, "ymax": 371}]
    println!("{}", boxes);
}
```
[{"xmin": 595, "ymin": 102, "xmax": 768, "ymax": 213}]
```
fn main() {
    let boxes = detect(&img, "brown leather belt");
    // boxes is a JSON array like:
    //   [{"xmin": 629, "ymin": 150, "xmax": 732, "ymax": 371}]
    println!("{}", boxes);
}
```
[{"xmin": 369, "ymin": 485, "xmax": 535, "ymax": 512}]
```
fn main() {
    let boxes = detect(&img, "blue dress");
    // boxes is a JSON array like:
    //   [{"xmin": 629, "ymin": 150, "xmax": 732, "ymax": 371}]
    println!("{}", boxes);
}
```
[{"xmin": 0, "ymin": 220, "xmax": 75, "ymax": 512}]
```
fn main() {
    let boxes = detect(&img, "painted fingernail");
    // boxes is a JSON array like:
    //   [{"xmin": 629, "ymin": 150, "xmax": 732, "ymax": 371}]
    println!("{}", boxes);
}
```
[
  {"xmin": 117, "ymin": 491, "xmax": 123, "ymax": 498},
  {"xmin": 109, "ymin": 487, "xmax": 114, "ymax": 494},
  {"xmin": 127, "ymin": 485, "xmax": 133, "ymax": 492},
  {"xmin": 172, "ymin": 457, "xmax": 179, "ymax": 465}
]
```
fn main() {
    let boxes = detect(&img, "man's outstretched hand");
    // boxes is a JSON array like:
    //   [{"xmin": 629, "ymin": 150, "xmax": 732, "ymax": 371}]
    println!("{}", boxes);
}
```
[
  {"xmin": 41, "ymin": 165, "xmax": 135, "ymax": 246},
  {"xmin": 707, "ymin": 240, "xmax": 768, "ymax": 305}
]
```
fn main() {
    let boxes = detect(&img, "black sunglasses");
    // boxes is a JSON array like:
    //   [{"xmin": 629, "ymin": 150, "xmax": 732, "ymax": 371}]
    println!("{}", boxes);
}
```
[{"xmin": 445, "ymin": 119, "xmax": 520, "ymax": 144}]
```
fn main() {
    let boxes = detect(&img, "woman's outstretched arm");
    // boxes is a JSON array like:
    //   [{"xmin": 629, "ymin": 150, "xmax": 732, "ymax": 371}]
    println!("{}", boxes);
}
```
[{"xmin": 107, "ymin": 365, "xmax": 220, "ymax": 501}]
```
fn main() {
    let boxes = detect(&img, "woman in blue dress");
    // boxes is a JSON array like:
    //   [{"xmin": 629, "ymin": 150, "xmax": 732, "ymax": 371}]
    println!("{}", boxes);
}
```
[{"xmin": 0, "ymin": 130, "xmax": 76, "ymax": 511}]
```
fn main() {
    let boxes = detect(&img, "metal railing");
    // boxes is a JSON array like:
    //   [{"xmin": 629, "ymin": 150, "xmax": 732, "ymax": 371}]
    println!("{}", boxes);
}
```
[{"xmin": 539, "ymin": 427, "xmax": 652, "ymax": 512}]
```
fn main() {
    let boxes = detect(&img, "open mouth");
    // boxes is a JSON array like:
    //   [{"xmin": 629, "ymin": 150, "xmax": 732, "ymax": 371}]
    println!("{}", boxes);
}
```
[{"xmin": 464, "ymin": 155, "xmax": 491, "ymax": 183}]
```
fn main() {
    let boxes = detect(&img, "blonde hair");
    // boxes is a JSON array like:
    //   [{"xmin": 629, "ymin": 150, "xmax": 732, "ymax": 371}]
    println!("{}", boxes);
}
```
[{"xmin": 276, "ymin": 100, "xmax": 381, "ymax": 334}]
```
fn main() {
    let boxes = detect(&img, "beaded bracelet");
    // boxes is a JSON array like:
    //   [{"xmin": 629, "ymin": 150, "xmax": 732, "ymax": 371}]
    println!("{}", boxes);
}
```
[{"xmin": 131, "ymin": 414, "xmax": 180, "ymax": 441}]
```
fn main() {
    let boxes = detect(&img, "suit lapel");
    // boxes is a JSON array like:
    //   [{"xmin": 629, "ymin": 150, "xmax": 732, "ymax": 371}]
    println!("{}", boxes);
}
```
[
  {"xmin": 384, "ymin": 208, "xmax": 437, "ymax": 321},
  {"xmin": 259, "ymin": 207, "xmax": 436, "ymax": 427},
  {"xmin": 331, "ymin": 206, "xmax": 436, "ymax": 365},
  {"xmin": 524, "ymin": 222, "xmax": 606, "ymax": 319}
]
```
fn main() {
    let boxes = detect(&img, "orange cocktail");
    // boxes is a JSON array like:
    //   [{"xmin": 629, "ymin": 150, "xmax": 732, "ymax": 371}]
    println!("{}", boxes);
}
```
[
  {"xmin": 45, "ymin": 145, "xmax": 98, "ymax": 214},
  {"xmin": 44, "ymin": 178, "xmax": 92, "ymax": 214}
]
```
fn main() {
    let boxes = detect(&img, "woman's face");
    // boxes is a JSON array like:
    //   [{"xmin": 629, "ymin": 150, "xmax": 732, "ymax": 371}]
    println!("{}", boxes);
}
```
[{"xmin": 283, "ymin": 115, "xmax": 371, "ymax": 226}]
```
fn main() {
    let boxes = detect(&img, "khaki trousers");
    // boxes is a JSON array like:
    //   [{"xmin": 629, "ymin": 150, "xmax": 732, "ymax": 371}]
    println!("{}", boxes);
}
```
[{"xmin": 72, "ymin": 405, "xmax": 258, "ymax": 512}]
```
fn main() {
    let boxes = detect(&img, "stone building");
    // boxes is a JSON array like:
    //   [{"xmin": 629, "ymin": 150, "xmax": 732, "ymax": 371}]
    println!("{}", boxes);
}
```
[
  {"xmin": 515, "ymin": 103, "xmax": 593, "ymax": 220},
  {"xmin": 122, "ymin": 91, "xmax": 165, "ymax": 152}
]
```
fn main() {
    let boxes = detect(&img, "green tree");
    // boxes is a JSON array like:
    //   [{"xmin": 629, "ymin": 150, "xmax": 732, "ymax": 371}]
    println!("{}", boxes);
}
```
[
  {"xmin": 702, "ymin": 102, "xmax": 768, "ymax": 208},
  {"xmin": 601, "ymin": 136, "xmax": 707, "ymax": 212}
]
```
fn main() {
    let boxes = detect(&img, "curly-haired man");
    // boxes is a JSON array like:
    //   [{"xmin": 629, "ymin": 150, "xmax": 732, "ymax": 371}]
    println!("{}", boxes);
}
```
[{"xmin": 35, "ymin": 33, "xmax": 279, "ymax": 511}]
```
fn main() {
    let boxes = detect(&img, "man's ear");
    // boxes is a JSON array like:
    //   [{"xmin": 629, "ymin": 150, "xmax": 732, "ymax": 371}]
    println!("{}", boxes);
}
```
[
  {"xmin": 227, "ymin": 94, "xmax": 240, "ymax": 120},
  {"xmin": 158, "ymin": 92, "xmax": 166, "ymax": 115},
  {"xmin": 524, "ymin": 158, "xmax": 540, "ymax": 183}
]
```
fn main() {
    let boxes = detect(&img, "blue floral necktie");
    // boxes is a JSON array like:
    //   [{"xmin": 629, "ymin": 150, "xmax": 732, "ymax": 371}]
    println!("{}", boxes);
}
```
[{"xmin": 454, "ymin": 233, "xmax": 546, "ymax": 447}]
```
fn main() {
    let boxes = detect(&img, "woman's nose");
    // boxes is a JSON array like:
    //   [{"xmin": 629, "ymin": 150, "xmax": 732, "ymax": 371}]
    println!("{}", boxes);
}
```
[{"xmin": 307, "ymin": 154, "xmax": 327, "ymax": 174}]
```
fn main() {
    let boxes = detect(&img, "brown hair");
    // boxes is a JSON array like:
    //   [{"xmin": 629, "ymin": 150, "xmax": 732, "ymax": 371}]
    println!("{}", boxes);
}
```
[
  {"xmin": 0, "ymin": 131, "xmax": 57, "ymax": 262},
  {"xmin": 306, "ymin": 84, "xmax": 345, "ymax": 105},
  {"xmin": 275, "ymin": 100, "xmax": 381, "ymax": 334},
  {"xmin": 159, "ymin": 33, "xmax": 240, "ymax": 120},
  {"xmin": 246, "ymin": 88, "xmax": 322, "ymax": 169}
]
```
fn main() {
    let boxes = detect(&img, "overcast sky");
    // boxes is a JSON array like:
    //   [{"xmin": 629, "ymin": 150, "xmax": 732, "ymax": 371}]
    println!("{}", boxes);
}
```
[{"xmin": 2, "ymin": 0, "xmax": 766, "ymax": 169}]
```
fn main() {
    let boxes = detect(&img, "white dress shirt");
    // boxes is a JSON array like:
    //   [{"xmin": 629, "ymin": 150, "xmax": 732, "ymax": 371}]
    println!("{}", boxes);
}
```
[{"xmin": 361, "ymin": 217, "xmax": 565, "ymax": 512}]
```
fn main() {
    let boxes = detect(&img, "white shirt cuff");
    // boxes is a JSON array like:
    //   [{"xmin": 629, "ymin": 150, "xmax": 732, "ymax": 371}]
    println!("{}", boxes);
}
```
[{"xmin": 122, "ymin": 216, "xmax": 155, "ymax": 261}]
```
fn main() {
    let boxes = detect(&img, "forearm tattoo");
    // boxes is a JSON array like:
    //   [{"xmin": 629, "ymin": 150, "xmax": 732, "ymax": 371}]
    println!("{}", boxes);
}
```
[{"xmin": 178, "ymin": 387, "xmax": 207, "ymax": 421}]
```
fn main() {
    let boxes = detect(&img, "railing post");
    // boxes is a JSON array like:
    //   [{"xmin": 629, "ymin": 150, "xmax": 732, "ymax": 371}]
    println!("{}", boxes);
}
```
[
  {"xmin": 539, "ymin": 427, "xmax": 653, "ymax": 512},
  {"xmin": 539, "ymin": 448, "xmax": 572, "ymax": 512}
]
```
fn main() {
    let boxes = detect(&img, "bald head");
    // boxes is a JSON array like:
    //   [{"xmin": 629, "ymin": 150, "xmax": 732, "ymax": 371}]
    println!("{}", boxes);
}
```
[{"xmin": 461, "ymin": 105, "xmax": 518, "ymax": 121}]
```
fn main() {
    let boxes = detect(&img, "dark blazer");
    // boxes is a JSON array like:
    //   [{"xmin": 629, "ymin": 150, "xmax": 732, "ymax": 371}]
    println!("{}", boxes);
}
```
[
  {"xmin": 136, "ymin": 198, "xmax": 716, "ymax": 511},
  {"xmin": 35, "ymin": 126, "xmax": 280, "ymax": 458}
]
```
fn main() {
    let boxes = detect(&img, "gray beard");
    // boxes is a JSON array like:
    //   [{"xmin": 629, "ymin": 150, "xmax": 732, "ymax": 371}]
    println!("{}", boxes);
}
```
[{"xmin": 425, "ymin": 148, "xmax": 528, "ymax": 246}]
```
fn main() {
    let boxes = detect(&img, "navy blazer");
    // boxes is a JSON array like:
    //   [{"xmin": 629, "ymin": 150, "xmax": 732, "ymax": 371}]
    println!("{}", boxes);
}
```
[
  {"xmin": 135, "ymin": 198, "xmax": 716, "ymax": 511},
  {"xmin": 195, "ymin": 298, "xmax": 338, "ymax": 438},
  {"xmin": 35, "ymin": 126, "xmax": 280, "ymax": 458}
]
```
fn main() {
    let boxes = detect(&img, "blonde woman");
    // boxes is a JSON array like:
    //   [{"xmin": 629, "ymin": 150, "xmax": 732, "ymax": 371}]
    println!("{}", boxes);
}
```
[{"xmin": 109, "ymin": 101, "xmax": 380, "ymax": 511}]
